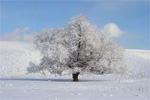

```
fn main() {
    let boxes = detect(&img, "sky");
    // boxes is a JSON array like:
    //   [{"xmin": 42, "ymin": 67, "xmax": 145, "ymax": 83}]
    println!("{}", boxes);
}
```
[{"xmin": 0, "ymin": 0, "xmax": 149, "ymax": 50}]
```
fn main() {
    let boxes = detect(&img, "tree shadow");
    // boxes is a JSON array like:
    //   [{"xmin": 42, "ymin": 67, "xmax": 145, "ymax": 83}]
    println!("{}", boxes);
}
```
[
  {"xmin": 0, "ymin": 78, "xmax": 113, "ymax": 82},
  {"xmin": 0, "ymin": 78, "xmax": 72, "ymax": 82},
  {"xmin": 79, "ymin": 79, "xmax": 114, "ymax": 82}
]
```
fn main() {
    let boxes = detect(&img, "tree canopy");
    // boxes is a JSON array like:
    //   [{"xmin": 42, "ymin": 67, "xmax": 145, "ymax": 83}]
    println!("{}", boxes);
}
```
[{"xmin": 27, "ymin": 15, "xmax": 126, "ymax": 78}]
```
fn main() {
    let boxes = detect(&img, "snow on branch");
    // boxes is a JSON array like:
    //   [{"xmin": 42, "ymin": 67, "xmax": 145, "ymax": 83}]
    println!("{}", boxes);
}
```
[{"xmin": 27, "ymin": 15, "xmax": 126, "ymax": 75}]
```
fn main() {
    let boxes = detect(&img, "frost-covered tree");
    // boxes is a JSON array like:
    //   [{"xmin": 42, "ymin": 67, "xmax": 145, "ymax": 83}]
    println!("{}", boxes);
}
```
[{"xmin": 27, "ymin": 15, "xmax": 126, "ymax": 82}]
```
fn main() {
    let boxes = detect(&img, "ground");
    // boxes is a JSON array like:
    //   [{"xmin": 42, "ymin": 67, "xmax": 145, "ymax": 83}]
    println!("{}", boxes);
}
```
[
  {"xmin": 1, "ymin": 76, "xmax": 150, "ymax": 100},
  {"xmin": 0, "ymin": 41, "xmax": 150, "ymax": 100}
]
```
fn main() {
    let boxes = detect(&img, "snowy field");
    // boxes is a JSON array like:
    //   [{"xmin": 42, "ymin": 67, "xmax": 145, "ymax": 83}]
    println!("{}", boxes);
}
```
[{"xmin": 0, "ymin": 41, "xmax": 150, "ymax": 100}]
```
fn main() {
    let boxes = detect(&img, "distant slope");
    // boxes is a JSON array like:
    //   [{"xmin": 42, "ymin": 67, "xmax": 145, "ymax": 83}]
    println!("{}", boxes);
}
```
[
  {"xmin": 0, "ymin": 41, "xmax": 42, "ymax": 78},
  {"xmin": 0, "ymin": 41, "xmax": 150, "ymax": 78},
  {"xmin": 124, "ymin": 49, "xmax": 150, "ymax": 78}
]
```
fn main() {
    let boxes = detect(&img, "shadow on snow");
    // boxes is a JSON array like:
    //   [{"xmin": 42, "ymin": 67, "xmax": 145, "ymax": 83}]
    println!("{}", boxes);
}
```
[{"xmin": 0, "ymin": 78, "xmax": 113, "ymax": 82}]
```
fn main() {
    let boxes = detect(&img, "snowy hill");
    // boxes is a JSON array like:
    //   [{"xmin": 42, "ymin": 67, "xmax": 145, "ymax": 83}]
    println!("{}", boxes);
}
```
[
  {"xmin": 0, "ymin": 41, "xmax": 42, "ymax": 78},
  {"xmin": 0, "ymin": 41, "xmax": 150, "ymax": 100},
  {"xmin": 0, "ymin": 41, "xmax": 149, "ymax": 78}
]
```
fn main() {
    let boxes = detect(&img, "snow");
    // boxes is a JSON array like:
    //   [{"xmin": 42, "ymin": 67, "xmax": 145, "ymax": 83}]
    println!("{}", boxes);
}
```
[
  {"xmin": 1, "ymin": 78, "xmax": 150, "ymax": 100},
  {"xmin": 124, "ymin": 49, "xmax": 150, "ymax": 79},
  {"xmin": 0, "ymin": 41, "xmax": 150, "ymax": 100},
  {"xmin": 0, "ymin": 41, "xmax": 42, "ymax": 78}
]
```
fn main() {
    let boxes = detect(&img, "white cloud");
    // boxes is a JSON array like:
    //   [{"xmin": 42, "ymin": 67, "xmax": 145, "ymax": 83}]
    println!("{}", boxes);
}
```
[
  {"xmin": 0, "ymin": 27, "xmax": 34, "ymax": 42},
  {"xmin": 102, "ymin": 23, "xmax": 123, "ymax": 38},
  {"xmin": 22, "ymin": 27, "xmax": 30, "ymax": 32}
]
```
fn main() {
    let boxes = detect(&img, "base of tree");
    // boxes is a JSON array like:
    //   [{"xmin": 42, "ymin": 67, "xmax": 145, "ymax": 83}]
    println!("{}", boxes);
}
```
[{"xmin": 72, "ymin": 72, "xmax": 80, "ymax": 82}]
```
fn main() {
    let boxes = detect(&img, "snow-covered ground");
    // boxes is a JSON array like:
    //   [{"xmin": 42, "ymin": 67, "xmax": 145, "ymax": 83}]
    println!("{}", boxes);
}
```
[{"xmin": 0, "ymin": 41, "xmax": 150, "ymax": 100}]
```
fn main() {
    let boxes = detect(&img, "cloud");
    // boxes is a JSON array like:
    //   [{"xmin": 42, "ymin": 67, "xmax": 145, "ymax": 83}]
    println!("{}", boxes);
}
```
[
  {"xmin": 0, "ymin": 27, "xmax": 34, "ymax": 42},
  {"xmin": 102, "ymin": 23, "xmax": 123, "ymax": 38},
  {"xmin": 22, "ymin": 27, "xmax": 30, "ymax": 32}
]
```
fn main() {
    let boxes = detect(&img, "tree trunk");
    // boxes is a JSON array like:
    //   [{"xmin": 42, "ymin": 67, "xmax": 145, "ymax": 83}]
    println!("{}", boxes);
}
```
[{"xmin": 72, "ymin": 72, "xmax": 79, "ymax": 82}]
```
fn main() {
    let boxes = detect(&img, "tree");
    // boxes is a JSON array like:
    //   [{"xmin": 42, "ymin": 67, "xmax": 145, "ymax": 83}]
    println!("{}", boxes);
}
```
[{"xmin": 27, "ymin": 15, "xmax": 126, "ymax": 82}]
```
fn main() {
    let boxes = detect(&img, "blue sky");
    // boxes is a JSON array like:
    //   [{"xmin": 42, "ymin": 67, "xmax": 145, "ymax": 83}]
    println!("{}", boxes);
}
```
[{"xmin": 0, "ymin": 0, "xmax": 149, "ymax": 49}]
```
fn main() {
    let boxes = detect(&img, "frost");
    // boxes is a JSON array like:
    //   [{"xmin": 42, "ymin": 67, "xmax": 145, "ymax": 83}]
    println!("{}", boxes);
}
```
[{"xmin": 27, "ymin": 15, "xmax": 126, "ymax": 76}]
